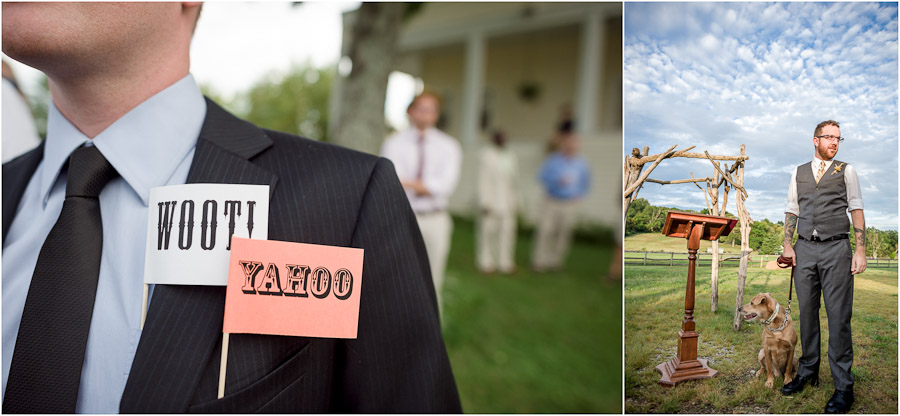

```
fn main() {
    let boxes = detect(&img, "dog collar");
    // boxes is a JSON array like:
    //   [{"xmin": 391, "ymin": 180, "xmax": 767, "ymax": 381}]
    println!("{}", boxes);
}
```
[
  {"xmin": 763, "ymin": 303, "xmax": 780, "ymax": 325},
  {"xmin": 763, "ymin": 302, "xmax": 790, "ymax": 332}
]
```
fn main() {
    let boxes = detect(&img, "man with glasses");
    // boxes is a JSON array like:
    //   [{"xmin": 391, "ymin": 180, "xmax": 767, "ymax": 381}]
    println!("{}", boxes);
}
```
[{"xmin": 780, "ymin": 120, "xmax": 865, "ymax": 414}]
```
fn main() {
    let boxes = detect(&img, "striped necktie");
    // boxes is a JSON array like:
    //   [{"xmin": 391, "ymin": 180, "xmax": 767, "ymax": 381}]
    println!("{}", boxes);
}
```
[{"xmin": 815, "ymin": 161, "xmax": 826, "ymax": 183}]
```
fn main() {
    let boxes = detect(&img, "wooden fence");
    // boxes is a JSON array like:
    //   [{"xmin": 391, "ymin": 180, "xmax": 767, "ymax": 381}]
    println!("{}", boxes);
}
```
[{"xmin": 624, "ymin": 250, "xmax": 899, "ymax": 269}]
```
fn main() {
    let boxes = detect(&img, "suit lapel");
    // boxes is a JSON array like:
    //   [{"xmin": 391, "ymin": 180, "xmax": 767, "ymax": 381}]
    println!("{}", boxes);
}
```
[
  {"xmin": 121, "ymin": 99, "xmax": 279, "ymax": 412},
  {"xmin": 2, "ymin": 144, "xmax": 44, "ymax": 242}
]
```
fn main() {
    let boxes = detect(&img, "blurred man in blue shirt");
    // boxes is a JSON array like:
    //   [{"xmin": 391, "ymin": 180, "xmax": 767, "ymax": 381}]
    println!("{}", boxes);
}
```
[{"xmin": 532, "ymin": 121, "xmax": 591, "ymax": 272}]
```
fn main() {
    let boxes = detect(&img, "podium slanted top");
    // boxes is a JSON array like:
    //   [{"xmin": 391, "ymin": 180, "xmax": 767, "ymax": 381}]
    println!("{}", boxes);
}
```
[{"xmin": 661, "ymin": 211, "xmax": 737, "ymax": 241}]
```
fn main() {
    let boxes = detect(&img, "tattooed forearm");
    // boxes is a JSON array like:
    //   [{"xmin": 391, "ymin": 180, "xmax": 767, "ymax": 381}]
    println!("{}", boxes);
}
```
[
  {"xmin": 784, "ymin": 213, "xmax": 798, "ymax": 244},
  {"xmin": 850, "ymin": 210, "xmax": 866, "ymax": 254},
  {"xmin": 854, "ymin": 227, "xmax": 866, "ymax": 251}
]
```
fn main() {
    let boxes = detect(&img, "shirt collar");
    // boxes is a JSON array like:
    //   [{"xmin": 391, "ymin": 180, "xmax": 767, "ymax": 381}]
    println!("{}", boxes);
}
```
[
  {"xmin": 407, "ymin": 126, "xmax": 435, "ymax": 141},
  {"xmin": 812, "ymin": 157, "xmax": 834, "ymax": 171},
  {"xmin": 40, "ymin": 74, "xmax": 206, "ymax": 206}
]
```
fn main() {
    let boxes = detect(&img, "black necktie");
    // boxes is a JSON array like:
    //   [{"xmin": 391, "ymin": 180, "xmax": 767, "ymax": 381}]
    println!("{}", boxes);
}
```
[{"xmin": 4, "ymin": 145, "xmax": 118, "ymax": 413}]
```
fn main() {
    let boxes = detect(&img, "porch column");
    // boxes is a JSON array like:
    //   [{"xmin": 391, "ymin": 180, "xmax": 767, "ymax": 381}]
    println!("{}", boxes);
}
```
[
  {"xmin": 576, "ymin": 11, "xmax": 603, "ymax": 135},
  {"xmin": 461, "ymin": 31, "xmax": 486, "ymax": 147}
]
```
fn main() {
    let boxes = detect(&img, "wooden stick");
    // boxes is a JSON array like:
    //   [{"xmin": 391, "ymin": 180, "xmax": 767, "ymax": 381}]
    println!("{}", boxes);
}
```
[
  {"xmin": 645, "ymin": 177, "xmax": 711, "ymax": 185},
  {"xmin": 624, "ymin": 144, "xmax": 678, "ymax": 197},
  {"xmin": 623, "ymin": 146, "xmax": 650, "ymax": 215},
  {"xmin": 627, "ymin": 145, "xmax": 696, "ymax": 166},
  {"xmin": 721, "ymin": 183, "xmax": 730, "ymax": 216},
  {"xmin": 218, "ymin": 333, "xmax": 230, "ymax": 399},
  {"xmin": 705, "ymin": 151, "xmax": 748, "ymax": 198},
  {"xmin": 629, "ymin": 147, "xmax": 749, "ymax": 165},
  {"xmin": 691, "ymin": 172, "xmax": 711, "ymax": 212},
  {"xmin": 140, "ymin": 284, "xmax": 149, "ymax": 330}
]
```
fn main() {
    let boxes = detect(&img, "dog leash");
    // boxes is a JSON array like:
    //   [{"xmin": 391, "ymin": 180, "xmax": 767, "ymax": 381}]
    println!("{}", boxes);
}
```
[{"xmin": 776, "ymin": 255, "xmax": 795, "ymax": 317}]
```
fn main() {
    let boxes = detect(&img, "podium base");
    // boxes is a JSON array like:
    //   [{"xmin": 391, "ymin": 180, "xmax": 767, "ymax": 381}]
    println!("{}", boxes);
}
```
[{"xmin": 655, "ymin": 358, "xmax": 718, "ymax": 387}]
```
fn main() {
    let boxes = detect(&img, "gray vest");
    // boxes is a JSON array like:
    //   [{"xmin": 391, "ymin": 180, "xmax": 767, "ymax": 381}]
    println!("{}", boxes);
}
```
[{"xmin": 796, "ymin": 159, "xmax": 850, "ymax": 240}]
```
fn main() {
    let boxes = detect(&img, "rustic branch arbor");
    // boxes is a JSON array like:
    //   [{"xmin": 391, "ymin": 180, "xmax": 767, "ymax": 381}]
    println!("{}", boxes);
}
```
[{"xmin": 624, "ymin": 145, "xmax": 753, "ymax": 330}]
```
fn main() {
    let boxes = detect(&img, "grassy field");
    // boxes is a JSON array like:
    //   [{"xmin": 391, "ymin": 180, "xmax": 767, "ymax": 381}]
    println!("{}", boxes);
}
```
[
  {"xmin": 626, "ymin": 232, "xmax": 745, "ymax": 254},
  {"xmin": 442, "ymin": 218, "xmax": 621, "ymax": 413},
  {"xmin": 625, "ymin": 263, "xmax": 898, "ymax": 413}
]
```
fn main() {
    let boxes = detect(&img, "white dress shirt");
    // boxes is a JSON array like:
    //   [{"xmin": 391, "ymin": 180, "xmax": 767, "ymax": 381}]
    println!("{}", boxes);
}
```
[
  {"xmin": 381, "ymin": 126, "xmax": 462, "ymax": 213},
  {"xmin": 785, "ymin": 157, "xmax": 864, "ymax": 219},
  {"xmin": 2, "ymin": 74, "xmax": 206, "ymax": 413}
]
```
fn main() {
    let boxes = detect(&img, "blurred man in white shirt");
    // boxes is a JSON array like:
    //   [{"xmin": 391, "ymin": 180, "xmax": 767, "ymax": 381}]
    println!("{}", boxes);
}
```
[{"xmin": 381, "ymin": 92, "xmax": 462, "ymax": 314}]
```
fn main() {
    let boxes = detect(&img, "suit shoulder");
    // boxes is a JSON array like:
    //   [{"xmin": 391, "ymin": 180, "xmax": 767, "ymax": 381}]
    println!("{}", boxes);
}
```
[
  {"xmin": 262, "ymin": 129, "xmax": 382, "ymax": 169},
  {"xmin": 3, "ymin": 144, "xmax": 43, "ymax": 188},
  {"xmin": 3, "ymin": 144, "xmax": 43, "ymax": 170}
]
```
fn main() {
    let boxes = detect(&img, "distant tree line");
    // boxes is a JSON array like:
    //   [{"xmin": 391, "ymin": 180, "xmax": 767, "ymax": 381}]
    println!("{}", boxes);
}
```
[{"xmin": 626, "ymin": 198, "xmax": 898, "ymax": 258}]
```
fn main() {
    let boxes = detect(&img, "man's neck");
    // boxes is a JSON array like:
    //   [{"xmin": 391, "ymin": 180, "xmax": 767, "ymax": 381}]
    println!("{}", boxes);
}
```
[{"xmin": 48, "ymin": 61, "xmax": 189, "ymax": 138}]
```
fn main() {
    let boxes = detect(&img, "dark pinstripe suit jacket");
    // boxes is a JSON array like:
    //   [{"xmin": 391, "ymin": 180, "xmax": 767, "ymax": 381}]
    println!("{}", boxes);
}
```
[{"xmin": 2, "ymin": 99, "xmax": 462, "ymax": 413}]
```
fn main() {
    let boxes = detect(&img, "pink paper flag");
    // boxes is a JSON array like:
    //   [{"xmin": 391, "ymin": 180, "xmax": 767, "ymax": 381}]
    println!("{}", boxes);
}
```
[{"xmin": 223, "ymin": 237, "xmax": 364, "ymax": 338}]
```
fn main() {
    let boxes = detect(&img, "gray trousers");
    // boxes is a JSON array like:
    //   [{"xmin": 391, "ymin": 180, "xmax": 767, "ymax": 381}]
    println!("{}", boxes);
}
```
[{"xmin": 794, "ymin": 237, "xmax": 854, "ymax": 390}]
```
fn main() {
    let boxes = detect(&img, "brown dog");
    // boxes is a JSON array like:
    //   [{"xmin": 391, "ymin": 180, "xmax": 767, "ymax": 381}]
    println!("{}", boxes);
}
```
[{"xmin": 739, "ymin": 292, "xmax": 799, "ymax": 388}]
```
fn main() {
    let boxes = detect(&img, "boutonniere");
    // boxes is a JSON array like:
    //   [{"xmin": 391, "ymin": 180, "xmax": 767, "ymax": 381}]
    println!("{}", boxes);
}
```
[{"xmin": 832, "ymin": 162, "xmax": 845, "ymax": 174}]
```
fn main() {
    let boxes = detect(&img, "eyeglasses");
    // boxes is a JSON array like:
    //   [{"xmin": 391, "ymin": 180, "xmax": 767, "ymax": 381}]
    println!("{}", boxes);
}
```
[{"xmin": 816, "ymin": 135, "xmax": 845, "ymax": 143}]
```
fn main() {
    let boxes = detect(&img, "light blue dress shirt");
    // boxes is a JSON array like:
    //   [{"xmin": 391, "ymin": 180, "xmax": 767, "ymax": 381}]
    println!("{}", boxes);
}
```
[
  {"xmin": 2, "ymin": 74, "xmax": 206, "ymax": 413},
  {"xmin": 538, "ymin": 152, "xmax": 591, "ymax": 200}
]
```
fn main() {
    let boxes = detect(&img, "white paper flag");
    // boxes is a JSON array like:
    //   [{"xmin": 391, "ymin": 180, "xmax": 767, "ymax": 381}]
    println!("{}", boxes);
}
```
[{"xmin": 142, "ymin": 184, "xmax": 269, "ymax": 286}]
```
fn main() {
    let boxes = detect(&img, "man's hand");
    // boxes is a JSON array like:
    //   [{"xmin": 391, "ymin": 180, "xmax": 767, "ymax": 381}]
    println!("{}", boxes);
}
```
[
  {"xmin": 852, "ymin": 251, "xmax": 867, "ymax": 275},
  {"xmin": 401, "ymin": 180, "xmax": 431, "ymax": 196},
  {"xmin": 782, "ymin": 244, "xmax": 797, "ymax": 266}
]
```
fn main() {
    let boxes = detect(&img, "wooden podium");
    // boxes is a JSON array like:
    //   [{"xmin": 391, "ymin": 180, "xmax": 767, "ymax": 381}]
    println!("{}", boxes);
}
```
[{"xmin": 655, "ymin": 211, "xmax": 737, "ymax": 387}]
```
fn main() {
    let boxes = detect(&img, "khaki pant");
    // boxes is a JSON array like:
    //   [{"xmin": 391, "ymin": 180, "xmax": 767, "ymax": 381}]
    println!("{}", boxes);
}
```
[
  {"xmin": 532, "ymin": 197, "xmax": 580, "ymax": 270},
  {"xmin": 415, "ymin": 211, "xmax": 453, "ymax": 314},
  {"xmin": 477, "ymin": 211, "xmax": 516, "ymax": 273}
]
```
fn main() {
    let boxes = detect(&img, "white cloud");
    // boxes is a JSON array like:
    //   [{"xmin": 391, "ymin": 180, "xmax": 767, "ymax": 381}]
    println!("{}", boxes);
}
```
[{"xmin": 700, "ymin": 33, "xmax": 720, "ymax": 50}]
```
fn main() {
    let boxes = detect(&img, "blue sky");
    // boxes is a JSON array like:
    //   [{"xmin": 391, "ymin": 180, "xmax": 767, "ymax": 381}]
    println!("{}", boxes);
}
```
[{"xmin": 624, "ymin": 2, "xmax": 898, "ymax": 230}]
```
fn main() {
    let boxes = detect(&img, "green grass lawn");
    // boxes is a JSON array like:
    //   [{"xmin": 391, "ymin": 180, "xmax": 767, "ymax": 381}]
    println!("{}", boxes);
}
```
[
  {"xmin": 625, "ymin": 263, "xmax": 898, "ymax": 413},
  {"xmin": 442, "ymin": 218, "xmax": 621, "ymax": 413}
]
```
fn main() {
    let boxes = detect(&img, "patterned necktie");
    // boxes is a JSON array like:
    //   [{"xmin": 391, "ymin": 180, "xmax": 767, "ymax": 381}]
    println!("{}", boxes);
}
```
[
  {"xmin": 815, "ymin": 161, "xmax": 826, "ymax": 183},
  {"xmin": 416, "ymin": 132, "xmax": 426, "ymax": 180},
  {"xmin": 4, "ymin": 145, "xmax": 118, "ymax": 413}
]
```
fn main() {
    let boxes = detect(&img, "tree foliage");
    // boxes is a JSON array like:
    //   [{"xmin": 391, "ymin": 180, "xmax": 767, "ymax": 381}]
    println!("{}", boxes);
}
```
[
  {"xmin": 627, "ymin": 199, "xmax": 898, "ymax": 257},
  {"xmin": 202, "ymin": 63, "xmax": 333, "ymax": 141},
  {"xmin": 861, "ymin": 227, "xmax": 898, "ymax": 259},
  {"xmin": 625, "ymin": 198, "xmax": 697, "ymax": 236}
]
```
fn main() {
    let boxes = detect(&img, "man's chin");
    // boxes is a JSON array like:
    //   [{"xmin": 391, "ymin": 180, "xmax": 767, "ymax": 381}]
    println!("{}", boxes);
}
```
[{"xmin": 818, "ymin": 150, "xmax": 837, "ymax": 161}]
